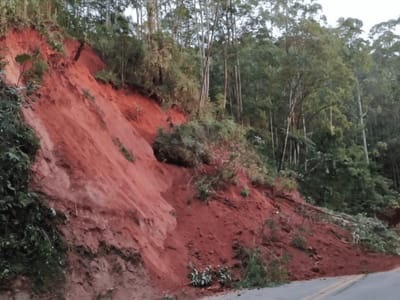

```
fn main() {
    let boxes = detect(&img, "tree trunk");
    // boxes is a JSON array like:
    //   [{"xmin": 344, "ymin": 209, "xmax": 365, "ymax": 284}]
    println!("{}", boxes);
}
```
[{"xmin": 356, "ymin": 77, "xmax": 369, "ymax": 164}]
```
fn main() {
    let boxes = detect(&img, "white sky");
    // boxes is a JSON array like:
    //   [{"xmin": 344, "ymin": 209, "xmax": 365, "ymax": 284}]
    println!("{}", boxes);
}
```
[{"xmin": 318, "ymin": 0, "xmax": 400, "ymax": 33}]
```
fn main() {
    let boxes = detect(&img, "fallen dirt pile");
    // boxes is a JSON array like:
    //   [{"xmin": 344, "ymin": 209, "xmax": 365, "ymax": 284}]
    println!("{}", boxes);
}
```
[{"xmin": 1, "ymin": 29, "xmax": 400, "ymax": 299}]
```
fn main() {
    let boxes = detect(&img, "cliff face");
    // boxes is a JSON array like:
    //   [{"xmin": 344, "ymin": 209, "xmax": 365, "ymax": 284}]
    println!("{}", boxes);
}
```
[{"xmin": 1, "ymin": 29, "xmax": 400, "ymax": 300}]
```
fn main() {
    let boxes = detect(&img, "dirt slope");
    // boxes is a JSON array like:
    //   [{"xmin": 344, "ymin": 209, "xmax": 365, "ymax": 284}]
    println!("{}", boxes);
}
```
[{"xmin": 1, "ymin": 29, "xmax": 400, "ymax": 299}]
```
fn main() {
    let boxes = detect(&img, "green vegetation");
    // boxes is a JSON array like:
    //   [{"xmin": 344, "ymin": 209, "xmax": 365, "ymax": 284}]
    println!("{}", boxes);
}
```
[
  {"xmin": 153, "ymin": 121, "xmax": 211, "ymax": 168},
  {"xmin": 83, "ymin": 89, "xmax": 95, "ymax": 101},
  {"xmin": 15, "ymin": 50, "xmax": 48, "ymax": 95},
  {"xmin": 234, "ymin": 247, "xmax": 289, "ymax": 288},
  {"xmin": 189, "ymin": 266, "xmax": 213, "ymax": 288},
  {"xmin": 1, "ymin": 1, "xmax": 400, "ymax": 293},
  {"xmin": 324, "ymin": 210, "xmax": 400, "ymax": 255},
  {"xmin": 95, "ymin": 69, "xmax": 121, "ymax": 88},
  {"xmin": 240, "ymin": 188, "xmax": 251, "ymax": 198},
  {"xmin": 113, "ymin": 138, "xmax": 135, "ymax": 162},
  {"xmin": 291, "ymin": 233, "xmax": 308, "ymax": 251},
  {"xmin": 4, "ymin": 0, "xmax": 400, "ymax": 218},
  {"xmin": 188, "ymin": 265, "xmax": 232, "ymax": 288},
  {"xmin": 0, "ymin": 80, "xmax": 65, "ymax": 291},
  {"xmin": 153, "ymin": 119, "xmax": 271, "ymax": 200}
]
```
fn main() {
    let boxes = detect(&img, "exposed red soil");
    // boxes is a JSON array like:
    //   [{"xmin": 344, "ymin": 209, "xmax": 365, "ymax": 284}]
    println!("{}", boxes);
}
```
[{"xmin": 1, "ymin": 29, "xmax": 400, "ymax": 299}]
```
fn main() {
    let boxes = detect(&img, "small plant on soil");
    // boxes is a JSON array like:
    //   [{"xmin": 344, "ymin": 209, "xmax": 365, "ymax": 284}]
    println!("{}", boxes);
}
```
[
  {"xmin": 188, "ymin": 265, "xmax": 232, "ymax": 288},
  {"xmin": 240, "ymin": 188, "xmax": 250, "ymax": 198},
  {"xmin": 189, "ymin": 266, "xmax": 213, "ymax": 288},
  {"xmin": 113, "ymin": 138, "xmax": 135, "ymax": 162},
  {"xmin": 264, "ymin": 218, "xmax": 280, "ymax": 243},
  {"xmin": 291, "ymin": 233, "xmax": 308, "ymax": 251},
  {"xmin": 83, "ymin": 88, "xmax": 95, "ymax": 101},
  {"xmin": 217, "ymin": 266, "xmax": 232, "ymax": 287}
]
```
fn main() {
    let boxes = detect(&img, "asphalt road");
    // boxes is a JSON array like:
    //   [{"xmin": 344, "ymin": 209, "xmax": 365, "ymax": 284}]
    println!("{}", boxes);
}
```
[{"xmin": 206, "ymin": 268, "xmax": 400, "ymax": 300}]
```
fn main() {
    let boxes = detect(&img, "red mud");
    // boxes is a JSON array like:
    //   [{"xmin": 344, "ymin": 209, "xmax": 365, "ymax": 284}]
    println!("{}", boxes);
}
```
[{"xmin": 1, "ymin": 29, "xmax": 400, "ymax": 299}]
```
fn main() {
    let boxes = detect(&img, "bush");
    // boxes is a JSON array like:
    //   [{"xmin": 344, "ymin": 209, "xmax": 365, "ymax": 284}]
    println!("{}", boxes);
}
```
[
  {"xmin": 15, "ymin": 50, "xmax": 48, "ymax": 94},
  {"xmin": 324, "ymin": 209, "xmax": 400, "ymax": 255},
  {"xmin": 95, "ymin": 69, "xmax": 121, "ymax": 87},
  {"xmin": 291, "ymin": 233, "xmax": 308, "ymax": 251},
  {"xmin": 240, "ymin": 188, "xmax": 251, "ymax": 198},
  {"xmin": 188, "ymin": 265, "xmax": 232, "ymax": 288},
  {"xmin": 153, "ymin": 122, "xmax": 211, "ymax": 167},
  {"xmin": 217, "ymin": 266, "xmax": 232, "ymax": 287},
  {"xmin": 189, "ymin": 266, "xmax": 213, "ymax": 288},
  {"xmin": 0, "ymin": 81, "xmax": 65, "ymax": 291},
  {"xmin": 195, "ymin": 173, "xmax": 226, "ymax": 201},
  {"xmin": 234, "ymin": 246, "xmax": 289, "ymax": 288}
]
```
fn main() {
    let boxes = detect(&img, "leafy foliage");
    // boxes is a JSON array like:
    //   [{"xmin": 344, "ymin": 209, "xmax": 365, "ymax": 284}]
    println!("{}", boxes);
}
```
[
  {"xmin": 291, "ymin": 233, "xmax": 308, "ymax": 251},
  {"xmin": 189, "ymin": 266, "xmax": 213, "ymax": 288},
  {"xmin": 153, "ymin": 121, "xmax": 212, "ymax": 168},
  {"xmin": 188, "ymin": 265, "xmax": 232, "ymax": 288},
  {"xmin": 0, "ymin": 81, "xmax": 65, "ymax": 291},
  {"xmin": 15, "ymin": 50, "xmax": 48, "ymax": 93},
  {"xmin": 324, "ymin": 210, "xmax": 400, "ymax": 255},
  {"xmin": 234, "ymin": 247, "xmax": 289, "ymax": 289},
  {"xmin": 95, "ymin": 69, "xmax": 121, "ymax": 88},
  {"xmin": 299, "ymin": 126, "xmax": 399, "ymax": 215},
  {"xmin": 216, "ymin": 266, "xmax": 232, "ymax": 287}
]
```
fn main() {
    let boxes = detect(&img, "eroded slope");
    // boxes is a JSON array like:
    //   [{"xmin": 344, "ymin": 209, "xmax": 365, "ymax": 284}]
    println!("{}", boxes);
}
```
[{"xmin": 1, "ymin": 29, "xmax": 400, "ymax": 299}]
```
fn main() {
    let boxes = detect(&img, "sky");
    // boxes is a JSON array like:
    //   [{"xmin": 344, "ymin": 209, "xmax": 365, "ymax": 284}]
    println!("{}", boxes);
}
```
[{"xmin": 318, "ymin": 0, "xmax": 400, "ymax": 33}]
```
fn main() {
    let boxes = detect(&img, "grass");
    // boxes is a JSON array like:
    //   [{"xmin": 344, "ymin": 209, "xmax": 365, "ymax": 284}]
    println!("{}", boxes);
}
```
[{"xmin": 113, "ymin": 138, "xmax": 135, "ymax": 162}]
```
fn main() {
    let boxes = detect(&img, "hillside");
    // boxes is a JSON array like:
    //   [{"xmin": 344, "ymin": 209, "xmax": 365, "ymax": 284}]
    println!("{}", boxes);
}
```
[{"xmin": 1, "ymin": 29, "xmax": 400, "ymax": 299}]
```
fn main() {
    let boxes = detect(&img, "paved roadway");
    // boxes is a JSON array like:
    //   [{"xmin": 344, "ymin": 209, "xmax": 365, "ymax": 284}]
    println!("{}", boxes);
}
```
[{"xmin": 206, "ymin": 268, "xmax": 400, "ymax": 300}]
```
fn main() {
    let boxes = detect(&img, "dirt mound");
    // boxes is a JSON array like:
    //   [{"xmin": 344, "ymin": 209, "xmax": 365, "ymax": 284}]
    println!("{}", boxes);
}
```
[{"xmin": 1, "ymin": 29, "xmax": 400, "ymax": 299}]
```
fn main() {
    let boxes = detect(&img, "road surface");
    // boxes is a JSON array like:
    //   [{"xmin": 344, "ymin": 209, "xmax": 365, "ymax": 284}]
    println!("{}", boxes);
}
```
[{"xmin": 206, "ymin": 268, "xmax": 400, "ymax": 300}]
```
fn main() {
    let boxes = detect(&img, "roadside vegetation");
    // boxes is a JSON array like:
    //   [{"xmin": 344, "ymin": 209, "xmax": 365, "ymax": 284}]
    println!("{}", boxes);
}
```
[{"xmin": 0, "ymin": 80, "xmax": 65, "ymax": 292}]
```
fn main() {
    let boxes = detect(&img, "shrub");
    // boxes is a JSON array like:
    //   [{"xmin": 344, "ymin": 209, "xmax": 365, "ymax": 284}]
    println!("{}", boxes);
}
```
[
  {"xmin": 324, "ymin": 210, "xmax": 400, "ymax": 255},
  {"xmin": 153, "ymin": 123, "xmax": 210, "ymax": 167},
  {"xmin": 291, "ymin": 233, "xmax": 308, "ymax": 251},
  {"xmin": 95, "ymin": 69, "xmax": 121, "ymax": 88},
  {"xmin": 217, "ymin": 266, "xmax": 232, "ymax": 287},
  {"xmin": 238, "ymin": 249, "xmax": 268, "ymax": 288},
  {"xmin": 188, "ymin": 265, "xmax": 232, "ymax": 288},
  {"xmin": 240, "ymin": 188, "xmax": 250, "ymax": 198},
  {"xmin": 195, "ymin": 164, "xmax": 238, "ymax": 201},
  {"xmin": 0, "ymin": 81, "xmax": 65, "ymax": 291},
  {"xmin": 27, "ymin": 57, "xmax": 48, "ymax": 84},
  {"xmin": 234, "ymin": 246, "xmax": 289, "ymax": 288},
  {"xmin": 189, "ymin": 266, "xmax": 213, "ymax": 288},
  {"xmin": 15, "ymin": 50, "xmax": 48, "ymax": 94}
]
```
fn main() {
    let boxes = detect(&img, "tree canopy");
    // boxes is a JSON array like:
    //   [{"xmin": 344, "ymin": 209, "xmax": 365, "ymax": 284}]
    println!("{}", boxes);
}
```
[{"xmin": 2, "ymin": 0, "xmax": 400, "ymax": 214}]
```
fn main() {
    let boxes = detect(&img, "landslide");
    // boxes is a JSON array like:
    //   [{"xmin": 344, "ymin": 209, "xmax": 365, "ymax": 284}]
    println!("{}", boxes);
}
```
[{"xmin": 1, "ymin": 29, "xmax": 400, "ymax": 299}]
